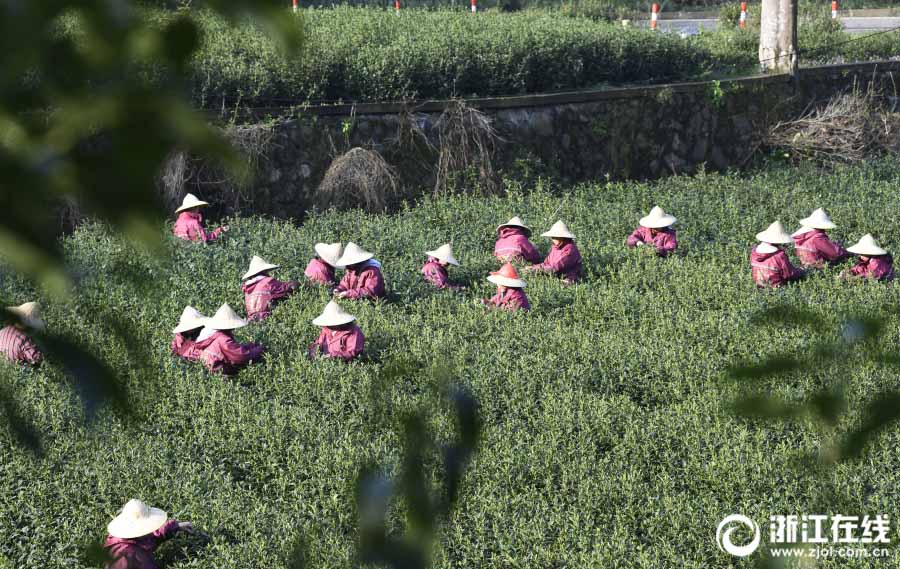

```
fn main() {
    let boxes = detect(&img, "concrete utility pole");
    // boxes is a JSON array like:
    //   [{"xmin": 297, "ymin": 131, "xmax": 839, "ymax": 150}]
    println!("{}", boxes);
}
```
[{"xmin": 759, "ymin": 0, "xmax": 799, "ymax": 75}]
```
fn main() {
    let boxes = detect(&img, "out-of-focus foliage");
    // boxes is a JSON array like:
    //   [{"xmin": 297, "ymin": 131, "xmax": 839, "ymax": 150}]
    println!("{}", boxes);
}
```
[{"xmin": 0, "ymin": 1, "xmax": 302, "ymax": 451}]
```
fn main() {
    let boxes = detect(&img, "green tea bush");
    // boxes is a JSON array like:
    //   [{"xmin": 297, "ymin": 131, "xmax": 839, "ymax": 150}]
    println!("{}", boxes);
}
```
[{"xmin": 4, "ymin": 159, "xmax": 900, "ymax": 567}]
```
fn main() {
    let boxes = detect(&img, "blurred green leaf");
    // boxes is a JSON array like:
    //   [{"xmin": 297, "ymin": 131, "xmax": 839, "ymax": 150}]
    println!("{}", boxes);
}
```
[{"xmin": 841, "ymin": 392, "xmax": 900, "ymax": 460}]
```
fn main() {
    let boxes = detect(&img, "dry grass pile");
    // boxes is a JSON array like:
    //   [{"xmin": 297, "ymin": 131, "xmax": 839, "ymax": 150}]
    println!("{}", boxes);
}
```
[
  {"xmin": 434, "ymin": 101, "xmax": 502, "ymax": 194},
  {"xmin": 316, "ymin": 147, "xmax": 399, "ymax": 213}
]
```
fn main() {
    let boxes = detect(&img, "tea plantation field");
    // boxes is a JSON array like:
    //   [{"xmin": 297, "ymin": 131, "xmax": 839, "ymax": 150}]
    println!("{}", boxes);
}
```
[{"xmin": 3, "ymin": 160, "xmax": 900, "ymax": 567}]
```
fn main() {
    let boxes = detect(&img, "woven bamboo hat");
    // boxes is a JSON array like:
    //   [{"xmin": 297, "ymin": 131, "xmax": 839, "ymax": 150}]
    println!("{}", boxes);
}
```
[
  {"xmin": 314, "ymin": 243, "xmax": 343, "ymax": 267},
  {"xmin": 173, "ymin": 306, "xmax": 207, "ymax": 334},
  {"xmin": 847, "ymin": 234, "xmax": 887, "ymax": 256},
  {"xmin": 312, "ymin": 300, "xmax": 357, "ymax": 327},
  {"xmin": 206, "ymin": 303, "xmax": 248, "ymax": 331},
  {"xmin": 799, "ymin": 208, "xmax": 836, "ymax": 230},
  {"xmin": 496, "ymin": 216, "xmax": 532, "ymax": 236},
  {"xmin": 541, "ymin": 220, "xmax": 576, "ymax": 240},
  {"xmin": 335, "ymin": 242, "xmax": 374, "ymax": 268},
  {"xmin": 175, "ymin": 193, "xmax": 209, "ymax": 213},
  {"xmin": 639, "ymin": 206, "xmax": 677, "ymax": 229},
  {"xmin": 107, "ymin": 499, "xmax": 168, "ymax": 539},
  {"xmin": 242, "ymin": 256, "xmax": 280, "ymax": 281},
  {"xmin": 6, "ymin": 302, "xmax": 45, "ymax": 331},
  {"xmin": 487, "ymin": 263, "xmax": 526, "ymax": 288},
  {"xmin": 755, "ymin": 221, "xmax": 792, "ymax": 245},
  {"xmin": 791, "ymin": 226, "xmax": 815, "ymax": 237},
  {"xmin": 425, "ymin": 244, "xmax": 460, "ymax": 266}
]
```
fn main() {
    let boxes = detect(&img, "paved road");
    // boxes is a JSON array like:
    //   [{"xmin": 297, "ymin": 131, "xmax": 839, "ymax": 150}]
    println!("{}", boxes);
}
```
[{"xmin": 650, "ymin": 16, "xmax": 900, "ymax": 36}]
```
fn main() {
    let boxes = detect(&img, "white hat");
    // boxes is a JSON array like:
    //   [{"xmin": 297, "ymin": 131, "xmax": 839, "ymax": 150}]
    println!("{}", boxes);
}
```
[
  {"xmin": 755, "ymin": 221, "xmax": 792, "ymax": 245},
  {"xmin": 175, "ymin": 193, "xmax": 210, "ymax": 213},
  {"xmin": 425, "ymin": 244, "xmax": 460, "ymax": 266},
  {"xmin": 172, "ymin": 306, "xmax": 207, "ymax": 334},
  {"xmin": 242, "ymin": 255, "xmax": 280, "ymax": 280},
  {"xmin": 486, "ymin": 263, "xmax": 526, "ymax": 288},
  {"xmin": 335, "ymin": 242, "xmax": 374, "ymax": 268},
  {"xmin": 107, "ymin": 499, "xmax": 168, "ymax": 539},
  {"xmin": 6, "ymin": 301, "xmax": 45, "ymax": 331},
  {"xmin": 6, "ymin": 302, "xmax": 45, "ymax": 330},
  {"xmin": 312, "ymin": 300, "xmax": 357, "ymax": 327},
  {"xmin": 791, "ymin": 226, "xmax": 815, "ymax": 237},
  {"xmin": 639, "ymin": 206, "xmax": 677, "ymax": 229},
  {"xmin": 798, "ymin": 208, "xmax": 836, "ymax": 230},
  {"xmin": 541, "ymin": 220, "xmax": 576, "ymax": 240},
  {"xmin": 206, "ymin": 303, "xmax": 248, "ymax": 331},
  {"xmin": 314, "ymin": 243, "xmax": 343, "ymax": 267},
  {"xmin": 496, "ymin": 216, "xmax": 532, "ymax": 235},
  {"xmin": 847, "ymin": 233, "xmax": 887, "ymax": 256},
  {"xmin": 755, "ymin": 243, "xmax": 779, "ymax": 254}
]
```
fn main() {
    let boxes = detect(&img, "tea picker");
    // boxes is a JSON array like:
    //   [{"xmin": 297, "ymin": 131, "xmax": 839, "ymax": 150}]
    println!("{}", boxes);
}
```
[
  {"xmin": 333, "ymin": 243, "xmax": 387, "ymax": 300},
  {"xmin": 172, "ymin": 193, "xmax": 229, "ymax": 243},
  {"xmin": 308, "ymin": 300, "xmax": 365, "ymax": 362},
  {"xmin": 524, "ymin": 221, "xmax": 583, "ymax": 284},
  {"xmin": 241, "ymin": 255, "xmax": 301, "ymax": 321},
  {"xmin": 494, "ymin": 216, "xmax": 541, "ymax": 264},
  {"xmin": 104, "ymin": 499, "xmax": 195, "ymax": 569},
  {"xmin": 839, "ymin": 234, "xmax": 894, "ymax": 281},
  {"xmin": 1, "ymin": 301, "xmax": 44, "ymax": 365},
  {"xmin": 304, "ymin": 242, "xmax": 343, "ymax": 287},
  {"xmin": 626, "ymin": 206, "xmax": 678, "ymax": 256},
  {"xmin": 480, "ymin": 263, "xmax": 530, "ymax": 311},
  {"xmin": 422, "ymin": 243, "xmax": 465, "ymax": 291},
  {"xmin": 750, "ymin": 221, "xmax": 804, "ymax": 288},
  {"xmin": 791, "ymin": 208, "xmax": 849, "ymax": 268}
]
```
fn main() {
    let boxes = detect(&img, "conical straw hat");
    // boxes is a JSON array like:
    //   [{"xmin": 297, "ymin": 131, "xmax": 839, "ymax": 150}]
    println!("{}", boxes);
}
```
[
  {"xmin": 791, "ymin": 226, "xmax": 815, "ymax": 238},
  {"xmin": 541, "ymin": 220, "xmax": 576, "ymax": 240},
  {"xmin": 173, "ymin": 306, "xmax": 207, "ymax": 334},
  {"xmin": 425, "ymin": 244, "xmax": 460, "ymax": 266},
  {"xmin": 755, "ymin": 243, "xmax": 779, "ymax": 254},
  {"xmin": 755, "ymin": 221, "xmax": 792, "ymax": 245},
  {"xmin": 487, "ymin": 262, "xmax": 526, "ymax": 288},
  {"xmin": 314, "ymin": 243, "xmax": 343, "ymax": 267},
  {"xmin": 496, "ymin": 216, "xmax": 532, "ymax": 236},
  {"xmin": 6, "ymin": 301, "xmax": 45, "ymax": 331},
  {"xmin": 312, "ymin": 300, "xmax": 357, "ymax": 327},
  {"xmin": 175, "ymin": 193, "xmax": 210, "ymax": 213},
  {"xmin": 639, "ymin": 206, "xmax": 677, "ymax": 229},
  {"xmin": 242, "ymin": 255, "xmax": 280, "ymax": 280},
  {"xmin": 798, "ymin": 208, "xmax": 836, "ymax": 230},
  {"xmin": 107, "ymin": 499, "xmax": 168, "ymax": 539},
  {"xmin": 335, "ymin": 242, "xmax": 374, "ymax": 268},
  {"xmin": 847, "ymin": 233, "xmax": 887, "ymax": 256},
  {"xmin": 206, "ymin": 303, "xmax": 248, "ymax": 331}
]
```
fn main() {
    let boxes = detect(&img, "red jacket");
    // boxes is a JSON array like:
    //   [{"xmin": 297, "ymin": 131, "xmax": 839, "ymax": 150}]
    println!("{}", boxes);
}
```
[
  {"xmin": 242, "ymin": 275, "xmax": 299, "ymax": 321},
  {"xmin": 494, "ymin": 228, "xmax": 541, "ymax": 264},
  {"xmin": 532, "ymin": 241, "xmax": 582, "ymax": 282},
  {"xmin": 197, "ymin": 331, "xmax": 265, "ymax": 376},
  {"xmin": 793, "ymin": 229, "xmax": 849, "ymax": 266},
  {"xmin": 849, "ymin": 255, "xmax": 894, "ymax": 281},
  {"xmin": 172, "ymin": 211, "xmax": 223, "ymax": 243},
  {"xmin": 104, "ymin": 519, "xmax": 179, "ymax": 569},
  {"xmin": 750, "ymin": 247, "xmax": 802, "ymax": 288},
  {"xmin": 304, "ymin": 258, "xmax": 336, "ymax": 286},
  {"xmin": 626, "ymin": 226, "xmax": 677, "ymax": 256},
  {"xmin": 170, "ymin": 333, "xmax": 202, "ymax": 361},
  {"xmin": 421, "ymin": 258, "xmax": 462, "ymax": 290},
  {"xmin": 312, "ymin": 325, "xmax": 365, "ymax": 362},
  {"xmin": 0, "ymin": 325, "xmax": 42, "ymax": 365},
  {"xmin": 335, "ymin": 262, "xmax": 386, "ymax": 300},
  {"xmin": 487, "ymin": 288, "xmax": 530, "ymax": 311}
]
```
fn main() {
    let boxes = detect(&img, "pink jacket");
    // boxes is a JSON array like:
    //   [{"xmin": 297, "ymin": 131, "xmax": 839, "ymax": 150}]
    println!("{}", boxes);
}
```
[
  {"xmin": 494, "ymin": 228, "xmax": 541, "ymax": 264},
  {"xmin": 626, "ymin": 226, "xmax": 677, "ymax": 256},
  {"xmin": 170, "ymin": 333, "xmax": 202, "ymax": 361},
  {"xmin": 0, "ymin": 325, "xmax": 43, "ymax": 365},
  {"xmin": 197, "ymin": 331, "xmax": 265, "ymax": 376},
  {"xmin": 750, "ymin": 247, "xmax": 803, "ymax": 288},
  {"xmin": 487, "ymin": 288, "xmax": 530, "ymax": 312},
  {"xmin": 422, "ymin": 258, "xmax": 462, "ymax": 290},
  {"xmin": 173, "ymin": 211, "xmax": 224, "ymax": 243},
  {"xmin": 849, "ymin": 255, "xmax": 894, "ymax": 281},
  {"xmin": 793, "ymin": 229, "xmax": 849, "ymax": 266},
  {"xmin": 335, "ymin": 261, "xmax": 386, "ymax": 300},
  {"xmin": 533, "ymin": 241, "xmax": 582, "ymax": 282},
  {"xmin": 104, "ymin": 519, "xmax": 179, "ymax": 569},
  {"xmin": 242, "ymin": 275, "xmax": 299, "ymax": 321},
  {"xmin": 304, "ymin": 258, "xmax": 336, "ymax": 286},
  {"xmin": 312, "ymin": 325, "xmax": 365, "ymax": 362}
]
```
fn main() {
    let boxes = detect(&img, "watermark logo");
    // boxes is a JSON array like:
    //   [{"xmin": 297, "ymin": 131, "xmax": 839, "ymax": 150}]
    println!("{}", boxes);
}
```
[
  {"xmin": 717, "ymin": 514, "xmax": 891, "ymax": 559},
  {"xmin": 716, "ymin": 514, "xmax": 761, "ymax": 557}
]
